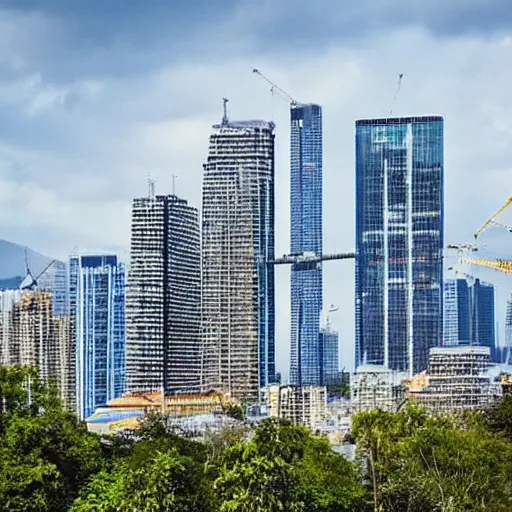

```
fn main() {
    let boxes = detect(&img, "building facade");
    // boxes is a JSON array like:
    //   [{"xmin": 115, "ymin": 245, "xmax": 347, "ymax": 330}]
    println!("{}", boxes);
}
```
[
  {"xmin": 71, "ymin": 255, "xmax": 125, "ymax": 419},
  {"xmin": 319, "ymin": 327, "xmax": 339, "ymax": 385},
  {"xmin": 470, "ymin": 278, "xmax": 496, "ymax": 362},
  {"xmin": 355, "ymin": 116, "xmax": 444, "ymax": 375},
  {"xmin": 126, "ymin": 194, "xmax": 201, "ymax": 396},
  {"xmin": 443, "ymin": 278, "xmax": 470, "ymax": 346},
  {"xmin": 201, "ymin": 114, "xmax": 275, "ymax": 401},
  {"xmin": 262, "ymin": 384, "xmax": 327, "ymax": 430},
  {"xmin": 290, "ymin": 104, "xmax": 323, "ymax": 386},
  {"xmin": 408, "ymin": 346, "xmax": 499, "ymax": 412}
]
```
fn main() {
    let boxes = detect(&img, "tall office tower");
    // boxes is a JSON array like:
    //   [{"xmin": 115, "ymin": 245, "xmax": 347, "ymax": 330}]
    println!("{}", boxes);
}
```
[
  {"xmin": 355, "ymin": 116, "xmax": 444, "ymax": 375},
  {"xmin": 70, "ymin": 255, "xmax": 125, "ymax": 419},
  {"xmin": 470, "ymin": 278, "xmax": 496, "ymax": 362},
  {"xmin": 443, "ymin": 278, "xmax": 470, "ymax": 345},
  {"xmin": 126, "ymin": 193, "xmax": 201, "ymax": 396},
  {"xmin": 289, "ymin": 104, "xmax": 323, "ymax": 386},
  {"xmin": 201, "ymin": 109, "xmax": 275, "ymax": 401},
  {"xmin": 319, "ymin": 327, "xmax": 339, "ymax": 385}
]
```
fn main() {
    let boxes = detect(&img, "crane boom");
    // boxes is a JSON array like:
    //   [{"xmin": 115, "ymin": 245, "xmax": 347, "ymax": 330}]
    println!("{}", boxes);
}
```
[
  {"xmin": 252, "ymin": 68, "xmax": 300, "ymax": 106},
  {"xmin": 462, "ymin": 256, "xmax": 512, "ymax": 274},
  {"xmin": 474, "ymin": 195, "xmax": 512, "ymax": 239},
  {"xmin": 270, "ymin": 252, "xmax": 355, "ymax": 265}
]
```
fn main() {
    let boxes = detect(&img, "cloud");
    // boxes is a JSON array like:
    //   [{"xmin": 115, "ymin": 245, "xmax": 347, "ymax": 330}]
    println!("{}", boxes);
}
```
[{"xmin": 0, "ymin": 3, "xmax": 512, "ymax": 378}]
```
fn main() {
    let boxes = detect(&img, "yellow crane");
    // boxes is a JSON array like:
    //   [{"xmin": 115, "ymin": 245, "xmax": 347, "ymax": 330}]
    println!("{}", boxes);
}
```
[
  {"xmin": 474, "ymin": 195, "xmax": 512, "ymax": 239},
  {"xmin": 461, "ymin": 256, "xmax": 512, "ymax": 275}
]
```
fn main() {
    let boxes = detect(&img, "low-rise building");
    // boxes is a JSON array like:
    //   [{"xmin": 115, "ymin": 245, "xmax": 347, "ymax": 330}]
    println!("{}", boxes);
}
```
[
  {"xmin": 351, "ymin": 365, "xmax": 408, "ymax": 413},
  {"xmin": 408, "ymin": 346, "xmax": 500, "ymax": 412},
  {"xmin": 261, "ymin": 385, "xmax": 327, "ymax": 429}
]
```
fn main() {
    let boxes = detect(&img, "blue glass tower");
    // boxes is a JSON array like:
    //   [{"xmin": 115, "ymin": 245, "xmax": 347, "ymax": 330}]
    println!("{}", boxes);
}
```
[
  {"xmin": 355, "ymin": 116, "xmax": 444, "ymax": 375},
  {"xmin": 70, "ymin": 254, "xmax": 125, "ymax": 419},
  {"xmin": 290, "ymin": 104, "xmax": 323, "ymax": 386},
  {"xmin": 443, "ymin": 278, "xmax": 470, "ymax": 345},
  {"xmin": 470, "ymin": 278, "xmax": 496, "ymax": 362}
]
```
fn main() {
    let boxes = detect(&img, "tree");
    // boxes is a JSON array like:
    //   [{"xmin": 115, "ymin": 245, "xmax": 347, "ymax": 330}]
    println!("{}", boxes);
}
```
[
  {"xmin": 72, "ymin": 449, "xmax": 214, "ymax": 512},
  {"xmin": 215, "ymin": 418, "xmax": 367, "ymax": 512},
  {"xmin": 0, "ymin": 366, "xmax": 104, "ymax": 511}
]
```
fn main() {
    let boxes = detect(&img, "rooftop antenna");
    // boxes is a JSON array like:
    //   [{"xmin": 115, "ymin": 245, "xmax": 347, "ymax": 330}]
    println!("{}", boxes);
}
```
[
  {"xmin": 389, "ymin": 72, "xmax": 404, "ymax": 116},
  {"xmin": 172, "ymin": 174, "xmax": 177, "ymax": 196},
  {"xmin": 148, "ymin": 174, "xmax": 156, "ymax": 199},
  {"xmin": 222, "ymin": 98, "xmax": 229, "ymax": 125}
]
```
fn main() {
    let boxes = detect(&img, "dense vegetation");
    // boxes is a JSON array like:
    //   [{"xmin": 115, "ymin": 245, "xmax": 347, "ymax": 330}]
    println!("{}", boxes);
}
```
[{"xmin": 2, "ymin": 366, "xmax": 512, "ymax": 511}]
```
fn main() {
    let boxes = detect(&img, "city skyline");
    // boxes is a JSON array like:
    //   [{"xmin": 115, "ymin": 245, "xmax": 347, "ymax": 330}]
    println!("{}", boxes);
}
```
[{"xmin": 1, "ymin": 1, "xmax": 512, "ymax": 379}]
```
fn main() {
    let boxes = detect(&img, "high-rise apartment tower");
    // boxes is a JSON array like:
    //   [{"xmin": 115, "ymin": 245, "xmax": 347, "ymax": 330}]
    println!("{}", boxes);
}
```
[
  {"xmin": 355, "ymin": 116, "xmax": 444, "ymax": 375},
  {"xmin": 70, "ymin": 255, "xmax": 125, "ymax": 419},
  {"xmin": 201, "ymin": 109, "xmax": 275, "ymax": 401},
  {"xmin": 289, "ymin": 104, "xmax": 323, "ymax": 386},
  {"xmin": 126, "ymin": 193, "xmax": 201, "ymax": 395}
]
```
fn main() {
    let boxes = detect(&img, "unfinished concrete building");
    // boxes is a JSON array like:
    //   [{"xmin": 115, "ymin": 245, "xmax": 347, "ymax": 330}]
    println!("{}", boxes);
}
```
[
  {"xmin": 351, "ymin": 365, "xmax": 408, "ymax": 413},
  {"xmin": 0, "ymin": 290, "xmax": 22, "ymax": 365},
  {"xmin": 262, "ymin": 385, "xmax": 327, "ymax": 429},
  {"xmin": 408, "ymin": 346, "xmax": 499, "ymax": 412},
  {"xmin": 201, "ymin": 105, "xmax": 275, "ymax": 400},
  {"xmin": 201, "ymin": 105, "xmax": 275, "ymax": 401},
  {"xmin": 126, "ymin": 190, "xmax": 201, "ymax": 396}
]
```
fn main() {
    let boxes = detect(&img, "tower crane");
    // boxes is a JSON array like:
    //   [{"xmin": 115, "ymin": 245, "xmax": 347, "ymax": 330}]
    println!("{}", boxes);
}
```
[
  {"xmin": 252, "ymin": 68, "xmax": 301, "ymax": 107},
  {"xmin": 20, "ymin": 248, "xmax": 56, "ymax": 291},
  {"xmin": 474, "ymin": 195, "xmax": 512, "ymax": 239}
]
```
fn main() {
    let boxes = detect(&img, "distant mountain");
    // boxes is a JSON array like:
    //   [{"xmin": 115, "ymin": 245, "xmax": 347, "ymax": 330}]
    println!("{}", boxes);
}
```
[{"xmin": 0, "ymin": 239, "xmax": 58, "ymax": 280}]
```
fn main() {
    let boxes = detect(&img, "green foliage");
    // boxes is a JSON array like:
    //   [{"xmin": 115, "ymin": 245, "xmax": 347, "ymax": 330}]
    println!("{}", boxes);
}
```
[
  {"xmin": 326, "ymin": 383, "xmax": 350, "ymax": 398},
  {"xmin": 485, "ymin": 392, "xmax": 512, "ymax": 440},
  {"xmin": 72, "ymin": 449, "xmax": 214, "ymax": 512},
  {"xmin": 353, "ymin": 403, "xmax": 512, "ymax": 512},
  {"xmin": 215, "ymin": 418, "xmax": 367, "ymax": 512},
  {"xmin": 0, "ymin": 366, "xmax": 104, "ymax": 511}
]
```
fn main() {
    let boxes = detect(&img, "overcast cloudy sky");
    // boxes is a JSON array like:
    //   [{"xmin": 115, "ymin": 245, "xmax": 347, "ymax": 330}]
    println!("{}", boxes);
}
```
[{"xmin": 1, "ymin": 0, "xmax": 512, "ymax": 378}]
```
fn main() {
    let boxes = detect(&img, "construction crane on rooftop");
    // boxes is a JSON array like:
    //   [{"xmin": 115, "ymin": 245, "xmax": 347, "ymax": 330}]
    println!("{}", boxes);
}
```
[
  {"xmin": 252, "ymin": 68, "xmax": 301, "ymax": 107},
  {"xmin": 269, "ymin": 251, "xmax": 355, "ymax": 266},
  {"xmin": 474, "ymin": 195, "xmax": 512, "ymax": 239}
]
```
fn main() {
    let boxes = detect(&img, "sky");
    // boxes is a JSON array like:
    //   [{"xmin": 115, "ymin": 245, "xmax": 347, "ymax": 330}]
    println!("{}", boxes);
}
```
[{"xmin": 1, "ymin": 0, "xmax": 512, "ymax": 379}]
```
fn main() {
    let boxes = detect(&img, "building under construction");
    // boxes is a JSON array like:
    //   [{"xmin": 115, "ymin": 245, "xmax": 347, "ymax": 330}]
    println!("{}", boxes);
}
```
[
  {"xmin": 200, "ymin": 104, "xmax": 276, "ymax": 401},
  {"xmin": 0, "ymin": 290, "xmax": 74, "ymax": 407},
  {"xmin": 351, "ymin": 365, "xmax": 408, "ymax": 413},
  {"xmin": 408, "ymin": 346, "xmax": 500, "ymax": 412},
  {"xmin": 262, "ymin": 384, "xmax": 327, "ymax": 430}
]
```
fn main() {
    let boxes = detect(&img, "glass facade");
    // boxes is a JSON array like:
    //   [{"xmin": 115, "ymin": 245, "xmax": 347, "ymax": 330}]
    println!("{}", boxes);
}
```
[
  {"xmin": 355, "ymin": 116, "xmax": 444, "ymax": 375},
  {"xmin": 319, "ymin": 327, "xmax": 338, "ymax": 385},
  {"xmin": 70, "ymin": 254, "xmax": 125, "ymax": 420},
  {"xmin": 290, "ymin": 104, "xmax": 323, "ymax": 385},
  {"xmin": 470, "ymin": 278, "xmax": 496, "ymax": 362},
  {"xmin": 443, "ymin": 278, "xmax": 470, "ymax": 345}
]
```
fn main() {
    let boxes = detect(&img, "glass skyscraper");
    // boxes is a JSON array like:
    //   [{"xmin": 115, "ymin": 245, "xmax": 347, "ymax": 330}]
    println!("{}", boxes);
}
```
[
  {"xmin": 289, "ymin": 104, "xmax": 323, "ymax": 386},
  {"xmin": 201, "ymin": 114, "xmax": 275, "ymax": 401},
  {"xmin": 443, "ymin": 278, "xmax": 470, "ymax": 345},
  {"xmin": 70, "ymin": 254, "xmax": 125, "ymax": 420},
  {"xmin": 355, "ymin": 116, "xmax": 444, "ymax": 375},
  {"xmin": 470, "ymin": 278, "xmax": 496, "ymax": 362}
]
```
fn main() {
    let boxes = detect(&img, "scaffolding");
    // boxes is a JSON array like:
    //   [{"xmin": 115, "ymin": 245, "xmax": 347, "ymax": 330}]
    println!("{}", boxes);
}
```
[{"xmin": 200, "ymin": 114, "xmax": 275, "ymax": 401}]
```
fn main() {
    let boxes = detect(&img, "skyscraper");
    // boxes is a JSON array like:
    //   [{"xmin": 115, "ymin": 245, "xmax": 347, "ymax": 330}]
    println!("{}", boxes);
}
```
[
  {"xmin": 355, "ymin": 116, "xmax": 444, "ymax": 375},
  {"xmin": 201, "ymin": 110, "xmax": 275, "ymax": 401},
  {"xmin": 470, "ymin": 278, "xmax": 496, "ymax": 362},
  {"xmin": 319, "ymin": 327, "xmax": 339, "ymax": 385},
  {"xmin": 70, "ymin": 255, "xmax": 125, "ymax": 419},
  {"xmin": 443, "ymin": 278, "xmax": 470, "ymax": 345},
  {"xmin": 126, "ymin": 193, "xmax": 201, "ymax": 395},
  {"xmin": 289, "ymin": 104, "xmax": 323, "ymax": 386}
]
